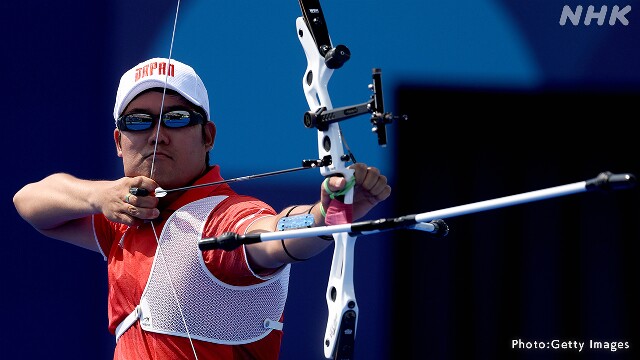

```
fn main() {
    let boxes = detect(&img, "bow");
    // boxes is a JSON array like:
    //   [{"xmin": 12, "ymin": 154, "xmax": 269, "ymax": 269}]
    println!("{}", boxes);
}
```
[
  {"xmin": 144, "ymin": 2, "xmax": 638, "ymax": 360},
  {"xmin": 296, "ymin": 1, "xmax": 359, "ymax": 357},
  {"xmin": 295, "ymin": 1, "xmax": 382, "ymax": 358}
]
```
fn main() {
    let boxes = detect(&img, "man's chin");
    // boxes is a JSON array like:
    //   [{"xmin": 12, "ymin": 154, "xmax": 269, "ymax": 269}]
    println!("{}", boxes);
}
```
[{"xmin": 149, "ymin": 173, "xmax": 186, "ymax": 190}]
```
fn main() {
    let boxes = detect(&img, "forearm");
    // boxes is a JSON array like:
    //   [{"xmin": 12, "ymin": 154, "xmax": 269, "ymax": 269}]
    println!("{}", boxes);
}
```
[
  {"xmin": 246, "ymin": 202, "xmax": 333, "ymax": 269},
  {"xmin": 13, "ymin": 173, "xmax": 107, "ymax": 230},
  {"xmin": 276, "ymin": 202, "xmax": 333, "ymax": 261}
]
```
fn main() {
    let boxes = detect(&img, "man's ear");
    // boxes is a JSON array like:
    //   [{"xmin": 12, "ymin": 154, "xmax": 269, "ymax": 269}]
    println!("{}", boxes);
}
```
[
  {"xmin": 204, "ymin": 121, "xmax": 216, "ymax": 151},
  {"xmin": 114, "ymin": 129, "xmax": 124, "ymax": 158}
]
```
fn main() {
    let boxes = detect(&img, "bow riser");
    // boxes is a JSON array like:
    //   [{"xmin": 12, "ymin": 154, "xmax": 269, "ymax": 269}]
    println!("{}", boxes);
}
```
[{"xmin": 296, "ymin": 14, "xmax": 358, "ymax": 360}]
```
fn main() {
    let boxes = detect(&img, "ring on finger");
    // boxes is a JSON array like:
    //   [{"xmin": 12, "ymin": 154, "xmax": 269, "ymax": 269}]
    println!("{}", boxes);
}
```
[{"xmin": 125, "ymin": 193, "xmax": 131, "ymax": 204}]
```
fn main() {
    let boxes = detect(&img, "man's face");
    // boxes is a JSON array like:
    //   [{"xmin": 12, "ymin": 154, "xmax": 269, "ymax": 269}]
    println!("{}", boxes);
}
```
[{"xmin": 114, "ymin": 90, "xmax": 215, "ymax": 189}]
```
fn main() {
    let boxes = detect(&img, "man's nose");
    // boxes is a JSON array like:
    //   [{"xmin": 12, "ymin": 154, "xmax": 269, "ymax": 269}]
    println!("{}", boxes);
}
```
[{"xmin": 148, "ymin": 125, "xmax": 170, "ymax": 144}]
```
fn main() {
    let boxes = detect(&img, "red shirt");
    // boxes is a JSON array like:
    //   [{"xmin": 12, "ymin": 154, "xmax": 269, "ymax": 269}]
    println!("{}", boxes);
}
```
[{"xmin": 94, "ymin": 166, "xmax": 283, "ymax": 360}]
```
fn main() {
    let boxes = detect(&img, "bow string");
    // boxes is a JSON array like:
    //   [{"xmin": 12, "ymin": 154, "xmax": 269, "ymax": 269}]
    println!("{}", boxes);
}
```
[{"xmin": 145, "ymin": 1, "xmax": 201, "ymax": 359}]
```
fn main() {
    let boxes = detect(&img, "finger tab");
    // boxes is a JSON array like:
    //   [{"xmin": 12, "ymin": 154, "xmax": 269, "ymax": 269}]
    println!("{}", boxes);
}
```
[{"xmin": 129, "ymin": 187, "xmax": 149, "ymax": 196}]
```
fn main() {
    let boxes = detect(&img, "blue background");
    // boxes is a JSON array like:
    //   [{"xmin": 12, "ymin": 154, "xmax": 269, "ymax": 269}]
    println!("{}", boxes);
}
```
[{"xmin": 2, "ymin": 0, "xmax": 639, "ymax": 359}]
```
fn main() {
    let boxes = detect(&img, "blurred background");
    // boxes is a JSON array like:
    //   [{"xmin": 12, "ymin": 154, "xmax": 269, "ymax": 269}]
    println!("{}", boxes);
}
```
[{"xmin": 2, "ymin": 0, "xmax": 638, "ymax": 359}]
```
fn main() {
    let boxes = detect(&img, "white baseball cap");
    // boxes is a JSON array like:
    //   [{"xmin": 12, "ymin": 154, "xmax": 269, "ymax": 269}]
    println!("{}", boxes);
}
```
[{"xmin": 113, "ymin": 57, "xmax": 210, "ymax": 123}]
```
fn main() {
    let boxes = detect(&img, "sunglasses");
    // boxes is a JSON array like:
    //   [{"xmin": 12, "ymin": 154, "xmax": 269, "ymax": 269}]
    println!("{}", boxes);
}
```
[{"xmin": 117, "ymin": 109, "xmax": 206, "ymax": 131}]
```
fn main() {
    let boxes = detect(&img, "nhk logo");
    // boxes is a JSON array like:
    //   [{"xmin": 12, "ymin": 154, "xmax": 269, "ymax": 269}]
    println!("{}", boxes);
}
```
[{"xmin": 560, "ymin": 5, "xmax": 631, "ymax": 25}]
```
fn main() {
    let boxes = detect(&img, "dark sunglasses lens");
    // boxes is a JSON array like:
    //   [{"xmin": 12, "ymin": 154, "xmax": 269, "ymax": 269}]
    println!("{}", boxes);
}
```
[
  {"xmin": 124, "ymin": 114, "xmax": 153, "ymax": 131},
  {"xmin": 163, "ymin": 110, "xmax": 193, "ymax": 128}
]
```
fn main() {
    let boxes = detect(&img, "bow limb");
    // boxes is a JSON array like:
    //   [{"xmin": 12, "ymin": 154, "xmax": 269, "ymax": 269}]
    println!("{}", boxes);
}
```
[{"xmin": 296, "ymin": 4, "xmax": 358, "ymax": 359}]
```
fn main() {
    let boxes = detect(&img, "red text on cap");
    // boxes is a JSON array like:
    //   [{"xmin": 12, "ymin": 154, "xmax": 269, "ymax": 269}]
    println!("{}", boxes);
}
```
[{"xmin": 134, "ymin": 61, "xmax": 175, "ymax": 82}]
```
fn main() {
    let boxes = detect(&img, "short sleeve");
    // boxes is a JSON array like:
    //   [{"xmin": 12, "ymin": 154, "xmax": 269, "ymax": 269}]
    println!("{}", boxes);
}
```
[{"xmin": 200, "ymin": 195, "xmax": 276, "ymax": 286}]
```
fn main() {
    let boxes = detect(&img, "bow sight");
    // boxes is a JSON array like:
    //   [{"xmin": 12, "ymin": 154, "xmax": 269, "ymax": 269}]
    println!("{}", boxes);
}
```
[{"xmin": 303, "ymin": 68, "xmax": 409, "ymax": 147}]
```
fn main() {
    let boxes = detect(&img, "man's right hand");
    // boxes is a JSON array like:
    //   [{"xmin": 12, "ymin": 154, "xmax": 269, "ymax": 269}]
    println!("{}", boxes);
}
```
[{"xmin": 102, "ymin": 176, "xmax": 160, "ymax": 227}]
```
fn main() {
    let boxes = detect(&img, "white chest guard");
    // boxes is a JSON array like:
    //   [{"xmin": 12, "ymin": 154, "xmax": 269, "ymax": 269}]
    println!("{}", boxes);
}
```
[{"xmin": 115, "ymin": 196, "xmax": 290, "ymax": 345}]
